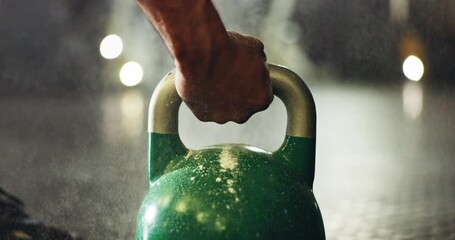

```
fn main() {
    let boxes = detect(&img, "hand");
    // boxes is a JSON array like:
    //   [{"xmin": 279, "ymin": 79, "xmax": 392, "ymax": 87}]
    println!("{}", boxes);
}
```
[{"xmin": 175, "ymin": 32, "xmax": 273, "ymax": 124}]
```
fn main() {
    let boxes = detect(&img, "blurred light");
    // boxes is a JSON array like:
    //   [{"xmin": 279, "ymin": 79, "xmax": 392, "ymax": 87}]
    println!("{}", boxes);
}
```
[
  {"xmin": 389, "ymin": 0, "xmax": 409, "ymax": 24},
  {"xmin": 402, "ymin": 55, "xmax": 424, "ymax": 81},
  {"xmin": 119, "ymin": 61, "xmax": 143, "ymax": 87},
  {"xmin": 121, "ymin": 89, "xmax": 144, "ymax": 138},
  {"xmin": 101, "ymin": 94, "xmax": 120, "ymax": 145},
  {"xmin": 121, "ymin": 89, "xmax": 144, "ymax": 117},
  {"xmin": 403, "ymin": 81, "xmax": 423, "ymax": 119},
  {"xmin": 100, "ymin": 34, "xmax": 123, "ymax": 59}
]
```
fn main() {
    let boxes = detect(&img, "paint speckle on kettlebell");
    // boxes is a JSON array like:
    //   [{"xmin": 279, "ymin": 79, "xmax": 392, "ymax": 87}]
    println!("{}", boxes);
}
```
[
  {"xmin": 214, "ymin": 217, "xmax": 226, "ymax": 232},
  {"xmin": 183, "ymin": 150, "xmax": 193, "ymax": 160},
  {"xmin": 175, "ymin": 200, "xmax": 187, "ymax": 213},
  {"xmin": 196, "ymin": 211, "xmax": 209, "ymax": 223},
  {"xmin": 226, "ymin": 179, "xmax": 234, "ymax": 186},
  {"xmin": 219, "ymin": 147, "xmax": 238, "ymax": 170}
]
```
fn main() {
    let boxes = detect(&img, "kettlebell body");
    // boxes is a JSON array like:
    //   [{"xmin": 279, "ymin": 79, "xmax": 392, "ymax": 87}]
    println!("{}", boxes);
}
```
[{"xmin": 137, "ymin": 64, "xmax": 325, "ymax": 239}]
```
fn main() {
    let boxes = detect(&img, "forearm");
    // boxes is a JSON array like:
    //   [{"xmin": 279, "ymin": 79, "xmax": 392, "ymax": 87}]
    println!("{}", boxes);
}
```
[{"xmin": 136, "ymin": 0, "xmax": 228, "ymax": 81}]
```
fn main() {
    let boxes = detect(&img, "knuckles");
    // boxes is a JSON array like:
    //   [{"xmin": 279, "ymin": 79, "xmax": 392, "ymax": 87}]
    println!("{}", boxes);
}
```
[{"xmin": 176, "ymin": 31, "xmax": 272, "ymax": 124}]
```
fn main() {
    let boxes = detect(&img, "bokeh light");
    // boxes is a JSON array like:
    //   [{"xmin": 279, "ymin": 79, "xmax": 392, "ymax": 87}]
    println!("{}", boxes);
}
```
[
  {"xmin": 402, "ymin": 81, "xmax": 423, "ymax": 119},
  {"xmin": 119, "ymin": 61, "xmax": 143, "ymax": 87},
  {"xmin": 402, "ymin": 55, "xmax": 424, "ymax": 81},
  {"xmin": 121, "ymin": 89, "xmax": 144, "ymax": 138},
  {"xmin": 100, "ymin": 34, "xmax": 123, "ymax": 59},
  {"xmin": 121, "ymin": 89, "xmax": 144, "ymax": 117}
]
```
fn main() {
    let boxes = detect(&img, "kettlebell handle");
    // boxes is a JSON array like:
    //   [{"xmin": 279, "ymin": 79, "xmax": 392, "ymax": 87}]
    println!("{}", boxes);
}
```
[
  {"xmin": 148, "ymin": 63, "xmax": 317, "ymax": 188},
  {"xmin": 148, "ymin": 64, "xmax": 316, "ymax": 138}
]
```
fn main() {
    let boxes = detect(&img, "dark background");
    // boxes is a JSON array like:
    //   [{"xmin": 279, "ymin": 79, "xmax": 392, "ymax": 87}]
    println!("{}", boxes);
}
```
[{"xmin": 1, "ymin": 0, "xmax": 454, "ymax": 239}]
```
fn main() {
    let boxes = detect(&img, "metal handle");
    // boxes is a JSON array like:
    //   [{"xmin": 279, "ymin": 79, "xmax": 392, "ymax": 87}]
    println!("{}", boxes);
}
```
[{"xmin": 148, "ymin": 63, "xmax": 316, "ymax": 138}]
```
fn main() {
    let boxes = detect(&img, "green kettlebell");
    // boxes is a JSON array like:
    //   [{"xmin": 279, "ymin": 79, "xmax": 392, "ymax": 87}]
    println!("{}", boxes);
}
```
[{"xmin": 136, "ymin": 64, "xmax": 325, "ymax": 239}]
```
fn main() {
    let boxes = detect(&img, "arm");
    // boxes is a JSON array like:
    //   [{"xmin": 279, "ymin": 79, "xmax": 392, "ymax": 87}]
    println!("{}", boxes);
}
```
[{"xmin": 136, "ymin": 0, "xmax": 272, "ymax": 123}]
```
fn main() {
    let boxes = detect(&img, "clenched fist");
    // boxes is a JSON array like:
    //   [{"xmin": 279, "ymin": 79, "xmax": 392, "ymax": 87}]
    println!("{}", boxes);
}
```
[
  {"xmin": 175, "ymin": 32, "xmax": 272, "ymax": 123},
  {"xmin": 136, "ymin": 0, "xmax": 272, "ymax": 123}
]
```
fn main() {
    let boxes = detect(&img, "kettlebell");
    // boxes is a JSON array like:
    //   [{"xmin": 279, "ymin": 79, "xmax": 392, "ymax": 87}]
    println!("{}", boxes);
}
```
[{"xmin": 136, "ymin": 64, "xmax": 325, "ymax": 239}]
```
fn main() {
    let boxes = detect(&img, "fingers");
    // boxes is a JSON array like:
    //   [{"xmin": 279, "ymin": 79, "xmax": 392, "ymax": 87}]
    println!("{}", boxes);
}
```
[
  {"xmin": 187, "ymin": 97, "xmax": 272, "ymax": 124},
  {"xmin": 175, "ymin": 31, "xmax": 272, "ymax": 124},
  {"xmin": 177, "ymin": 64, "xmax": 272, "ymax": 124},
  {"xmin": 193, "ymin": 108, "xmax": 253, "ymax": 124}
]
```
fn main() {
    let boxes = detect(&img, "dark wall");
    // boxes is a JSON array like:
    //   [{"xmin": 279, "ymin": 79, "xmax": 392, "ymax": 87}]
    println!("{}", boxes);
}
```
[
  {"xmin": 0, "ymin": 1, "xmax": 109, "ymax": 95},
  {"xmin": 294, "ymin": 0, "xmax": 454, "ymax": 82}
]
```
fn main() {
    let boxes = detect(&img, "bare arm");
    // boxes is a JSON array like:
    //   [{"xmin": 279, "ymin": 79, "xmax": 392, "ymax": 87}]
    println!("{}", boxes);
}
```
[{"xmin": 136, "ymin": 0, "xmax": 272, "ymax": 123}]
